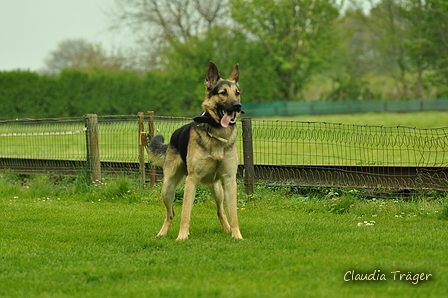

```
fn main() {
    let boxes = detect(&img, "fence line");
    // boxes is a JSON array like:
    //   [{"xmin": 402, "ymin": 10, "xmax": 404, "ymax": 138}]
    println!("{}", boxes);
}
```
[
  {"xmin": 243, "ymin": 98, "xmax": 448, "ymax": 116},
  {"xmin": 0, "ymin": 128, "xmax": 87, "ymax": 137},
  {"xmin": 0, "ymin": 114, "xmax": 447, "ymax": 195}
]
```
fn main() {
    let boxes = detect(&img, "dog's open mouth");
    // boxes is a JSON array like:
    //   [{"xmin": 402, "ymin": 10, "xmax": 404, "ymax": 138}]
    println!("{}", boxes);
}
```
[
  {"xmin": 218, "ymin": 109, "xmax": 237, "ymax": 128},
  {"xmin": 216, "ymin": 101, "xmax": 243, "ymax": 128}
]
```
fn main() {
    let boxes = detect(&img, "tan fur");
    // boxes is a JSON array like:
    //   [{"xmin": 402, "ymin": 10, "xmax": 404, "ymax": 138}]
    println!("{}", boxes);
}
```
[{"xmin": 154, "ymin": 62, "xmax": 243, "ymax": 240}]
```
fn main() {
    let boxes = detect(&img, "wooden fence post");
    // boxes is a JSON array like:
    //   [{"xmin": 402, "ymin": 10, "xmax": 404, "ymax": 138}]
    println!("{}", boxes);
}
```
[
  {"xmin": 85, "ymin": 114, "xmax": 101, "ymax": 183},
  {"xmin": 241, "ymin": 117, "xmax": 255, "ymax": 194},
  {"xmin": 138, "ymin": 112, "xmax": 146, "ymax": 188},
  {"xmin": 148, "ymin": 111, "xmax": 157, "ymax": 187}
]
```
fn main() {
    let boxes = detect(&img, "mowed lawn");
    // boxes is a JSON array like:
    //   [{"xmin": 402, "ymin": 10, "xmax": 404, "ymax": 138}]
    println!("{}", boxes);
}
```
[
  {"xmin": 1, "ymin": 111, "xmax": 448, "ymax": 297},
  {"xmin": 1, "ymin": 178, "xmax": 447, "ymax": 298}
]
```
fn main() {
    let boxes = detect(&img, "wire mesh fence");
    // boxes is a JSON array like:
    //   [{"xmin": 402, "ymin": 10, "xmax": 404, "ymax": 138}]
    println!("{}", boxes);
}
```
[
  {"xmin": 0, "ymin": 117, "xmax": 86, "ymax": 160},
  {"xmin": 240, "ymin": 119, "xmax": 448, "ymax": 194},
  {"xmin": 248, "ymin": 120, "xmax": 447, "ymax": 166},
  {"xmin": 1, "ymin": 114, "xmax": 447, "ymax": 194}
]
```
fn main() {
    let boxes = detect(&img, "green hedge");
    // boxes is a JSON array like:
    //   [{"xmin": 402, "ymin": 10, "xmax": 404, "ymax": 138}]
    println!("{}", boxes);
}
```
[
  {"xmin": 3, "ymin": 70, "xmax": 447, "ymax": 119},
  {"xmin": 0, "ymin": 70, "xmax": 203, "ymax": 118}
]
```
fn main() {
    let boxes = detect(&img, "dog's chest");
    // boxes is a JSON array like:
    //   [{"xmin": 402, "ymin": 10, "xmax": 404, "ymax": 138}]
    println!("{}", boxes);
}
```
[
  {"xmin": 200, "ymin": 154, "xmax": 236, "ymax": 184},
  {"xmin": 195, "ymin": 130, "xmax": 235, "ymax": 158},
  {"xmin": 199, "ymin": 141, "xmax": 229, "ymax": 164},
  {"xmin": 209, "ymin": 146, "xmax": 226, "ymax": 161},
  {"xmin": 187, "ymin": 132, "xmax": 238, "ymax": 179}
]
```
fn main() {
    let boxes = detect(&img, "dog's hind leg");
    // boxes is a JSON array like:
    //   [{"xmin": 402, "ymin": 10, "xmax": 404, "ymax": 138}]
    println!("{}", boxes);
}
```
[
  {"xmin": 208, "ymin": 182, "xmax": 231, "ymax": 233},
  {"xmin": 157, "ymin": 166, "xmax": 184, "ymax": 237},
  {"xmin": 177, "ymin": 175, "xmax": 198, "ymax": 240}
]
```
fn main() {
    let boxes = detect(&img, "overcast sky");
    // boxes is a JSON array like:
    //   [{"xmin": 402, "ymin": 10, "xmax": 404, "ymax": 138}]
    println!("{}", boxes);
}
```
[
  {"xmin": 0, "ymin": 0, "xmax": 131, "ymax": 72},
  {"xmin": 0, "ymin": 0, "xmax": 367, "ymax": 73}
]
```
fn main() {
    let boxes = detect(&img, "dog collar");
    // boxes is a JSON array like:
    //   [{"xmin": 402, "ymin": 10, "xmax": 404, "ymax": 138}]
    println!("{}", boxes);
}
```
[
  {"xmin": 193, "ymin": 112, "xmax": 236, "ymax": 128},
  {"xmin": 207, "ymin": 131, "xmax": 228, "ymax": 143}
]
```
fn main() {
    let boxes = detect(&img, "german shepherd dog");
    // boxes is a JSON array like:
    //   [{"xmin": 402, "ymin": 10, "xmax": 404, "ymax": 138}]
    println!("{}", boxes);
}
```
[{"xmin": 147, "ymin": 62, "xmax": 244, "ymax": 240}]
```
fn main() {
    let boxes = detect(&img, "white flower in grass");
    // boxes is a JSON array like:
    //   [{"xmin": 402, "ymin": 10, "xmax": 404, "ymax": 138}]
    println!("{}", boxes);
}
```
[{"xmin": 358, "ymin": 220, "xmax": 376, "ymax": 226}]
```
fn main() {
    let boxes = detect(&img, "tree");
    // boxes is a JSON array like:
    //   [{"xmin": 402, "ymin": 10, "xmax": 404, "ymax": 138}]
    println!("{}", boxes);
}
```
[
  {"xmin": 323, "ymin": 13, "xmax": 379, "ymax": 101},
  {"xmin": 109, "ymin": 0, "xmax": 283, "ymax": 103},
  {"xmin": 160, "ymin": 27, "xmax": 281, "ymax": 104},
  {"xmin": 230, "ymin": 0, "xmax": 341, "ymax": 101},
  {"xmin": 109, "ymin": 0, "xmax": 230, "ymax": 69},
  {"xmin": 424, "ymin": 0, "xmax": 448, "ymax": 96},
  {"xmin": 349, "ymin": 0, "xmax": 438, "ymax": 99},
  {"xmin": 352, "ymin": 1, "xmax": 410, "ymax": 98},
  {"xmin": 43, "ymin": 39, "xmax": 128, "ymax": 74}
]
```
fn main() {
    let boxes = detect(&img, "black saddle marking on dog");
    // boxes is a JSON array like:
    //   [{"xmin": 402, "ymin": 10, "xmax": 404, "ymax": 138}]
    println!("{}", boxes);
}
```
[{"xmin": 169, "ymin": 122, "xmax": 196, "ymax": 166}]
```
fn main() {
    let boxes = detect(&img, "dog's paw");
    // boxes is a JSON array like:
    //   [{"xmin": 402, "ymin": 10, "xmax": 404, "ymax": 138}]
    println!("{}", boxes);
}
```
[
  {"xmin": 176, "ymin": 231, "xmax": 190, "ymax": 240},
  {"xmin": 231, "ymin": 229, "xmax": 243, "ymax": 240}
]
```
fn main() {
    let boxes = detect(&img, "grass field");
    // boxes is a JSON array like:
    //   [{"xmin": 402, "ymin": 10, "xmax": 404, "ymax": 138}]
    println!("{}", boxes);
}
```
[{"xmin": 1, "ymin": 174, "xmax": 448, "ymax": 298}]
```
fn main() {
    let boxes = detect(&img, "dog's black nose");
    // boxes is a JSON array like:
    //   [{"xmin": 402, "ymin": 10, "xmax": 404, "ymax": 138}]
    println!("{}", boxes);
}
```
[{"xmin": 232, "ymin": 101, "xmax": 242, "ymax": 112}]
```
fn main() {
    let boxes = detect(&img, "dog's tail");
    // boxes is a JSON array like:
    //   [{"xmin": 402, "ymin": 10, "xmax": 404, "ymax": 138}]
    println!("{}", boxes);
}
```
[{"xmin": 146, "ymin": 134, "xmax": 168, "ymax": 167}]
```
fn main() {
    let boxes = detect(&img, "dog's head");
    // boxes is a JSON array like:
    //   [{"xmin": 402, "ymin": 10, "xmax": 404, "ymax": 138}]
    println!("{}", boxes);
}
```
[{"xmin": 200, "ymin": 62, "xmax": 243, "ymax": 128}]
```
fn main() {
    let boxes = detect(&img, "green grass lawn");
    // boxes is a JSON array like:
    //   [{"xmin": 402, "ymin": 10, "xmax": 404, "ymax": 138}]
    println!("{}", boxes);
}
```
[{"xmin": 1, "ymin": 175, "xmax": 447, "ymax": 298}]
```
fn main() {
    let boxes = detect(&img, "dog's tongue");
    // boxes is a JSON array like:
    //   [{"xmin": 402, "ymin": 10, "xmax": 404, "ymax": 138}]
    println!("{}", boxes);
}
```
[{"xmin": 220, "ymin": 113, "xmax": 232, "ymax": 128}]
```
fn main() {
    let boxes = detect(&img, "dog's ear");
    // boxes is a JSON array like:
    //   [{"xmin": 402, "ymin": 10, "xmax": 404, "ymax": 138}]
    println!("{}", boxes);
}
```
[
  {"xmin": 227, "ymin": 64, "xmax": 240, "ymax": 83},
  {"xmin": 205, "ymin": 61, "xmax": 221, "ymax": 89}
]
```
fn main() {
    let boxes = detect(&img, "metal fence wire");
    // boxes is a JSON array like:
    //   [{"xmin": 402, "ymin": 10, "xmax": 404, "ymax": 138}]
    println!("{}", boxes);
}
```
[
  {"xmin": 248, "ymin": 120, "xmax": 447, "ymax": 166},
  {"xmin": 240, "ymin": 120, "xmax": 448, "ymax": 193},
  {"xmin": 0, "ymin": 115, "xmax": 447, "ymax": 194}
]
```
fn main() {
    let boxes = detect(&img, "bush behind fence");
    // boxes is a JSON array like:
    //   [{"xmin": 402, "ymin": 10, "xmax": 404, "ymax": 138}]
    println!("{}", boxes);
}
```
[{"xmin": 1, "ymin": 114, "xmax": 447, "ymax": 194}]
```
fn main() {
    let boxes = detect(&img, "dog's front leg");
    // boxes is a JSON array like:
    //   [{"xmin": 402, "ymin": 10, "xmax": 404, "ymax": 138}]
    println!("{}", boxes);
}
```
[
  {"xmin": 177, "ymin": 175, "xmax": 197, "ymax": 240},
  {"xmin": 208, "ymin": 182, "xmax": 231, "ymax": 233},
  {"xmin": 223, "ymin": 176, "xmax": 243, "ymax": 240}
]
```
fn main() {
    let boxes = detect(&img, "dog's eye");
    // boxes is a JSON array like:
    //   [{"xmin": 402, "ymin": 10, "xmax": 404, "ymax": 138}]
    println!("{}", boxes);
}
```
[
  {"xmin": 236, "ymin": 90, "xmax": 241, "ymax": 96},
  {"xmin": 219, "ymin": 90, "xmax": 228, "ymax": 96}
]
